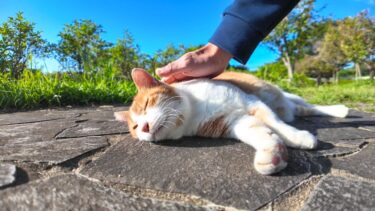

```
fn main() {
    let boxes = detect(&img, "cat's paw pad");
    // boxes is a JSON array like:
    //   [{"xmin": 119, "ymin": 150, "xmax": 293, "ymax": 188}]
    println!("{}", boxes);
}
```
[
  {"xmin": 254, "ymin": 143, "xmax": 288, "ymax": 175},
  {"xmin": 294, "ymin": 130, "xmax": 318, "ymax": 149}
]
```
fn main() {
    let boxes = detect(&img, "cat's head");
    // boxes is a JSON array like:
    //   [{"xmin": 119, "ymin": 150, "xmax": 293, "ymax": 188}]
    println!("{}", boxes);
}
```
[{"xmin": 115, "ymin": 68, "xmax": 186, "ymax": 142}]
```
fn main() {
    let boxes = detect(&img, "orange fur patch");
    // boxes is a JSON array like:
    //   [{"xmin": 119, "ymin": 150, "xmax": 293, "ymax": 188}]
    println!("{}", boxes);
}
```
[
  {"xmin": 248, "ymin": 107, "xmax": 271, "ymax": 124},
  {"xmin": 214, "ymin": 72, "xmax": 264, "ymax": 94},
  {"xmin": 175, "ymin": 114, "xmax": 185, "ymax": 127},
  {"xmin": 197, "ymin": 116, "xmax": 229, "ymax": 138}
]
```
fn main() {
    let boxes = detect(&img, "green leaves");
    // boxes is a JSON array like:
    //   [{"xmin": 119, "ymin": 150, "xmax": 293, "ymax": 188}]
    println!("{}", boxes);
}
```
[
  {"xmin": 56, "ymin": 19, "xmax": 111, "ymax": 72},
  {"xmin": 263, "ymin": 0, "xmax": 317, "ymax": 80},
  {"xmin": 0, "ymin": 12, "xmax": 49, "ymax": 78}
]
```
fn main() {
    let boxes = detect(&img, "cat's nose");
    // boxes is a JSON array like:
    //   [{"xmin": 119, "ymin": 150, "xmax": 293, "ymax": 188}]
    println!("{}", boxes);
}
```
[{"xmin": 141, "ymin": 122, "xmax": 150, "ymax": 133}]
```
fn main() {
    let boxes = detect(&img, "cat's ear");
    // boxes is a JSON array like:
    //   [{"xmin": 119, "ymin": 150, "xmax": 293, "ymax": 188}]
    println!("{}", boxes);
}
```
[
  {"xmin": 131, "ymin": 68, "xmax": 161, "ymax": 89},
  {"xmin": 114, "ymin": 111, "xmax": 129, "ymax": 122}
]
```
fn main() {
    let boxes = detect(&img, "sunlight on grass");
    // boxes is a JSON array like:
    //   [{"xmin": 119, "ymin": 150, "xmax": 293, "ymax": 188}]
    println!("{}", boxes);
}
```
[
  {"xmin": 287, "ymin": 80, "xmax": 375, "ymax": 112},
  {"xmin": 0, "ymin": 69, "xmax": 136, "ymax": 110},
  {"xmin": 0, "ymin": 70, "xmax": 374, "ymax": 112}
]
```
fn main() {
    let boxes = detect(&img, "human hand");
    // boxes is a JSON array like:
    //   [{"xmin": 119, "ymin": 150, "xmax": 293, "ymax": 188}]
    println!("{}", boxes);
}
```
[{"xmin": 156, "ymin": 43, "xmax": 232, "ymax": 84}]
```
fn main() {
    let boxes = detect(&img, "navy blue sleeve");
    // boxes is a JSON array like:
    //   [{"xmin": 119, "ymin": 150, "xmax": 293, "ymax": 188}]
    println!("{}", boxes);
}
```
[{"xmin": 210, "ymin": 0, "xmax": 300, "ymax": 64}]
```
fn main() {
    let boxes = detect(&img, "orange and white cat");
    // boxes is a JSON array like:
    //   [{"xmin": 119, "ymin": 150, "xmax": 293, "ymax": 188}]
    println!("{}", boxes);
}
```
[{"xmin": 115, "ymin": 68, "xmax": 348, "ymax": 175}]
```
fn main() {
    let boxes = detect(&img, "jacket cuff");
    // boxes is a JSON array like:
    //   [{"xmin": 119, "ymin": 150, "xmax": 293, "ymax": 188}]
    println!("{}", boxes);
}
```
[{"xmin": 209, "ymin": 14, "xmax": 263, "ymax": 64}]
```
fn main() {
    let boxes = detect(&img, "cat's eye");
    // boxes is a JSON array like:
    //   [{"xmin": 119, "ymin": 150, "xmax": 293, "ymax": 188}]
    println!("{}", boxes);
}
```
[{"xmin": 132, "ymin": 124, "xmax": 138, "ymax": 130}]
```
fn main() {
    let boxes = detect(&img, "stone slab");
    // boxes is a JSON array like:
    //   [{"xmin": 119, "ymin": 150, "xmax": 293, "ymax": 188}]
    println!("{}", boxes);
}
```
[
  {"xmin": 56, "ymin": 120, "xmax": 128, "ymax": 138},
  {"xmin": 309, "ymin": 146, "xmax": 358, "ymax": 158},
  {"xmin": 0, "ymin": 120, "xmax": 76, "ymax": 146},
  {"xmin": 315, "ymin": 127, "xmax": 375, "ymax": 141},
  {"xmin": 291, "ymin": 118, "xmax": 375, "ymax": 142},
  {"xmin": 0, "ymin": 137, "xmax": 108, "ymax": 164},
  {"xmin": 302, "ymin": 175, "xmax": 375, "ymax": 211},
  {"xmin": 77, "ymin": 106, "xmax": 129, "ymax": 121},
  {"xmin": 0, "ymin": 174, "xmax": 210, "ymax": 211},
  {"xmin": 0, "ymin": 163, "xmax": 16, "ymax": 188},
  {"xmin": 81, "ymin": 135, "xmax": 316, "ymax": 210},
  {"xmin": 0, "ymin": 110, "xmax": 78, "ymax": 126},
  {"xmin": 331, "ymin": 143, "xmax": 375, "ymax": 180},
  {"xmin": 304, "ymin": 110, "xmax": 375, "ymax": 126},
  {"xmin": 359, "ymin": 125, "xmax": 375, "ymax": 132},
  {"xmin": 290, "ymin": 118, "xmax": 370, "ymax": 158}
]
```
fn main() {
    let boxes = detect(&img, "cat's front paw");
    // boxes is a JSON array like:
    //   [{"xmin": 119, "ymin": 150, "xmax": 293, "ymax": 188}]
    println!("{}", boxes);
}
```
[
  {"xmin": 293, "ymin": 130, "xmax": 318, "ymax": 149},
  {"xmin": 254, "ymin": 143, "xmax": 288, "ymax": 175}
]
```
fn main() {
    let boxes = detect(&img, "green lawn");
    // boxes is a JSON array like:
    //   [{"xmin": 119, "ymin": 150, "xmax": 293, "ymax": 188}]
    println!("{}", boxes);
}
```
[
  {"xmin": 0, "ymin": 71, "xmax": 374, "ymax": 112},
  {"xmin": 284, "ymin": 80, "xmax": 375, "ymax": 112},
  {"xmin": 0, "ymin": 70, "xmax": 136, "ymax": 111}
]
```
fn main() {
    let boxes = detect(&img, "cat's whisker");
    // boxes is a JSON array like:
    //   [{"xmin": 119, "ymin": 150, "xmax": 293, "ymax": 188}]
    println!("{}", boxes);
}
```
[
  {"xmin": 163, "ymin": 101, "xmax": 180, "ymax": 110},
  {"xmin": 163, "ymin": 107, "xmax": 183, "ymax": 116},
  {"xmin": 165, "ymin": 113, "xmax": 184, "ymax": 122},
  {"xmin": 160, "ymin": 96, "xmax": 182, "ymax": 108}
]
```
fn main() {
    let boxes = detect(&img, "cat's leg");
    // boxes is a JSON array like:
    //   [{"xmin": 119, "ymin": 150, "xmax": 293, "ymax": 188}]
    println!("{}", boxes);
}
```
[
  {"xmin": 247, "ymin": 100, "xmax": 318, "ymax": 150},
  {"xmin": 230, "ymin": 116, "xmax": 288, "ymax": 175}
]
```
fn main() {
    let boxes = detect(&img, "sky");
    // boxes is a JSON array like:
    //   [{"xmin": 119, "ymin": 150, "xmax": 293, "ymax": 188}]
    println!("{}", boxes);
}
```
[{"xmin": 0, "ymin": 0, "xmax": 374, "ymax": 71}]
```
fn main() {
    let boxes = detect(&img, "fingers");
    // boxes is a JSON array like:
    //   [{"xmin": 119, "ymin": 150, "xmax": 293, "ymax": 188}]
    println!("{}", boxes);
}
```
[
  {"xmin": 156, "ymin": 63, "xmax": 173, "ymax": 77},
  {"xmin": 156, "ymin": 58, "xmax": 192, "ymax": 84},
  {"xmin": 161, "ymin": 72, "xmax": 195, "ymax": 84},
  {"xmin": 155, "ymin": 43, "xmax": 231, "ymax": 84}
]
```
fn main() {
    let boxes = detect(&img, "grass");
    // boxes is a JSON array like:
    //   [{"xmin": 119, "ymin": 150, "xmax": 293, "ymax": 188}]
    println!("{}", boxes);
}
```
[
  {"xmin": 0, "ymin": 70, "xmax": 374, "ymax": 112},
  {"xmin": 0, "ymin": 69, "xmax": 136, "ymax": 111},
  {"xmin": 282, "ymin": 80, "xmax": 375, "ymax": 112}
]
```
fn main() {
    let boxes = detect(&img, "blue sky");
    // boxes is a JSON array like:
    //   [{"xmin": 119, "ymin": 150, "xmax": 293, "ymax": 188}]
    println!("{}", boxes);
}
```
[{"xmin": 0, "ymin": 0, "xmax": 374, "ymax": 71}]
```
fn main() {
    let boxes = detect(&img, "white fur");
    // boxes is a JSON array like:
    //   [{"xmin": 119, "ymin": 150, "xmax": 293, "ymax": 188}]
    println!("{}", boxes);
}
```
[
  {"xmin": 129, "ymin": 79, "xmax": 347, "ymax": 174},
  {"xmin": 133, "ymin": 79, "xmax": 318, "ymax": 147},
  {"xmin": 312, "ymin": 105, "xmax": 349, "ymax": 118}
]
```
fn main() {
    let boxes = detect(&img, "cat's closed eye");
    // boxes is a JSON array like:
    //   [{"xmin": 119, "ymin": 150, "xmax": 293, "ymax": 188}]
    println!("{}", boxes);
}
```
[
  {"xmin": 132, "ymin": 124, "xmax": 138, "ymax": 130},
  {"xmin": 144, "ymin": 98, "xmax": 149, "ymax": 112}
]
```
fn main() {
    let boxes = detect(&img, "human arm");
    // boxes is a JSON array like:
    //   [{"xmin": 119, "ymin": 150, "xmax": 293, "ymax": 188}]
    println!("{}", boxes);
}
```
[{"xmin": 157, "ymin": 0, "xmax": 300, "ymax": 83}]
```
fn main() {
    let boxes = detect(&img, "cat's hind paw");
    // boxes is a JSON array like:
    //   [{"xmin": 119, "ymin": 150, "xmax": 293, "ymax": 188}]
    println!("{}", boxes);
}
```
[{"xmin": 254, "ymin": 143, "xmax": 288, "ymax": 175}]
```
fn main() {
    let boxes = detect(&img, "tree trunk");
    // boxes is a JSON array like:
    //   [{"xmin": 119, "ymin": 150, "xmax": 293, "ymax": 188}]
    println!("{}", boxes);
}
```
[
  {"xmin": 282, "ymin": 53, "xmax": 294, "ymax": 82},
  {"xmin": 354, "ymin": 63, "xmax": 362, "ymax": 80},
  {"xmin": 316, "ymin": 72, "xmax": 322, "ymax": 86},
  {"xmin": 369, "ymin": 69, "xmax": 374, "ymax": 80},
  {"xmin": 333, "ymin": 70, "xmax": 339, "ymax": 84}
]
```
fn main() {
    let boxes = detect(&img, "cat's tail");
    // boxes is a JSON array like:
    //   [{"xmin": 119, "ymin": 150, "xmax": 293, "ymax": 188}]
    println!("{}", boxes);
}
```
[{"xmin": 284, "ymin": 92, "xmax": 349, "ymax": 118}]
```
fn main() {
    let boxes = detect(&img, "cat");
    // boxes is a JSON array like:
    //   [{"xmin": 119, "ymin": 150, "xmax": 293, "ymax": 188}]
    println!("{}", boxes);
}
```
[{"xmin": 115, "ymin": 68, "xmax": 349, "ymax": 175}]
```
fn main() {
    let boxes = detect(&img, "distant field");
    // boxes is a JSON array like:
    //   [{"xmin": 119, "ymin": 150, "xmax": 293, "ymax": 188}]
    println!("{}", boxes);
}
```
[
  {"xmin": 0, "ymin": 71, "xmax": 374, "ymax": 112},
  {"xmin": 285, "ymin": 80, "xmax": 375, "ymax": 112}
]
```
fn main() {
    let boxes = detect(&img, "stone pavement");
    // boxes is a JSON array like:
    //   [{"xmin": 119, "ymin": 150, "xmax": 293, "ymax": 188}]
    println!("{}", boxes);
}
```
[{"xmin": 0, "ymin": 106, "xmax": 374, "ymax": 210}]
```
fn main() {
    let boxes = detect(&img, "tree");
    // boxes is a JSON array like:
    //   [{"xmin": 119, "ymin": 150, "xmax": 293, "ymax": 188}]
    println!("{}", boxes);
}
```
[
  {"xmin": 154, "ymin": 44, "xmax": 184, "ymax": 67},
  {"xmin": 296, "ymin": 54, "xmax": 337, "ymax": 84},
  {"xmin": 337, "ymin": 11, "xmax": 374, "ymax": 80},
  {"xmin": 318, "ymin": 21, "xmax": 347, "ymax": 82},
  {"xmin": 0, "ymin": 12, "xmax": 48, "ymax": 78},
  {"xmin": 109, "ymin": 32, "xmax": 142, "ymax": 80},
  {"xmin": 297, "ymin": 20, "xmax": 347, "ymax": 84},
  {"xmin": 255, "ymin": 61, "xmax": 287, "ymax": 82},
  {"xmin": 56, "ymin": 19, "xmax": 111, "ymax": 72},
  {"xmin": 264, "ymin": 0, "xmax": 316, "ymax": 81}
]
